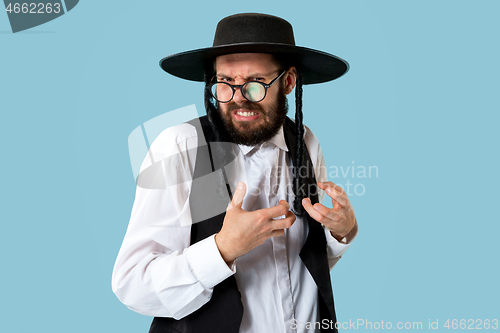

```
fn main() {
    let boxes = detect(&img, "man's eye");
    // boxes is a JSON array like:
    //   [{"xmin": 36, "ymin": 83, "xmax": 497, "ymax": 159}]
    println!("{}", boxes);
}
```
[{"xmin": 219, "ymin": 77, "xmax": 232, "ymax": 82}]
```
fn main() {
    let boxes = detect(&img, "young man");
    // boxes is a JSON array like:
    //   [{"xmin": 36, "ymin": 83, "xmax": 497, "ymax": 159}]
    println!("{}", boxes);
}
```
[{"xmin": 113, "ymin": 13, "xmax": 357, "ymax": 333}]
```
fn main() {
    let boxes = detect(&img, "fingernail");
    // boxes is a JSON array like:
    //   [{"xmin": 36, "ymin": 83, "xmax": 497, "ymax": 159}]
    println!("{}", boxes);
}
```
[
  {"xmin": 326, "ymin": 187, "xmax": 333, "ymax": 193},
  {"xmin": 237, "ymin": 182, "xmax": 244, "ymax": 189},
  {"xmin": 302, "ymin": 198, "xmax": 307, "ymax": 204},
  {"xmin": 314, "ymin": 205, "xmax": 321, "ymax": 211}
]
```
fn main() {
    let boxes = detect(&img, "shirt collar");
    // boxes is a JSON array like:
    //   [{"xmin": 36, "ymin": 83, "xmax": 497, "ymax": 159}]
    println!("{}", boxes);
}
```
[{"xmin": 239, "ymin": 126, "xmax": 289, "ymax": 155}]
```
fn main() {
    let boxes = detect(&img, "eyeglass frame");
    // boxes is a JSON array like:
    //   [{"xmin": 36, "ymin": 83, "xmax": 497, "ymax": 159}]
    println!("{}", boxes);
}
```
[{"xmin": 209, "ymin": 70, "xmax": 287, "ymax": 103}]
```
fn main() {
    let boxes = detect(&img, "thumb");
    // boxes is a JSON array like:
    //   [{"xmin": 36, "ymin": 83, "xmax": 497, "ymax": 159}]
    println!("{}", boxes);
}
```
[{"xmin": 228, "ymin": 182, "xmax": 246, "ymax": 210}]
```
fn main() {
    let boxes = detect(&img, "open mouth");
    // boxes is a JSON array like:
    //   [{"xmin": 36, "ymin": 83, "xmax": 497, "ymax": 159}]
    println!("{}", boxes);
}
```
[{"xmin": 232, "ymin": 110, "xmax": 260, "ymax": 121}]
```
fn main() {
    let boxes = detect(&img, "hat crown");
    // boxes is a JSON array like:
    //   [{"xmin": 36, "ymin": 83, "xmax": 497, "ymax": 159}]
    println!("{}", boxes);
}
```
[
  {"xmin": 160, "ymin": 13, "xmax": 349, "ymax": 84},
  {"xmin": 213, "ymin": 13, "xmax": 296, "ymax": 47}
]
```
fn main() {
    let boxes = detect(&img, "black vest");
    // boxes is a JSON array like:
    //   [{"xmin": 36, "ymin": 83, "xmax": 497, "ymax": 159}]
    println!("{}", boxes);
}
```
[{"xmin": 149, "ymin": 116, "xmax": 338, "ymax": 333}]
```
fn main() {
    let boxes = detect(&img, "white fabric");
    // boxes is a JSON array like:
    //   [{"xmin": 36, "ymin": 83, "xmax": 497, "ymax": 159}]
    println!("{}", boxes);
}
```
[{"xmin": 112, "ymin": 121, "xmax": 354, "ymax": 332}]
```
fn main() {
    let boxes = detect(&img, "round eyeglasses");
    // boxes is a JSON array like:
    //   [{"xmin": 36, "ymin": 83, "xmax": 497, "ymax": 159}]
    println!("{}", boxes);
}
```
[{"xmin": 209, "ymin": 71, "xmax": 286, "ymax": 103}]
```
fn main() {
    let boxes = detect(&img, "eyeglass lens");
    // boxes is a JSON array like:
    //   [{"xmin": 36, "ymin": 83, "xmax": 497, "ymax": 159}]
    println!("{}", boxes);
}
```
[{"xmin": 211, "ymin": 82, "xmax": 266, "ymax": 103}]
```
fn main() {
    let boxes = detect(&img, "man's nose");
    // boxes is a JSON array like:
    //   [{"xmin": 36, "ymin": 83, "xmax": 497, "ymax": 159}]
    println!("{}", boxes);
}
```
[{"xmin": 232, "ymin": 85, "xmax": 247, "ymax": 103}]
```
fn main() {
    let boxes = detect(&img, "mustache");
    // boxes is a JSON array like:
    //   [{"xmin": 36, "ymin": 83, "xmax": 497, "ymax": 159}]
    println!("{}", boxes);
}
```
[{"xmin": 226, "ymin": 101, "xmax": 264, "ymax": 114}]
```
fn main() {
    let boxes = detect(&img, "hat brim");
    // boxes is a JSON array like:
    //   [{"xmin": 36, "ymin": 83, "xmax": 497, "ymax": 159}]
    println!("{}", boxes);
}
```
[{"xmin": 159, "ymin": 43, "xmax": 349, "ymax": 85}]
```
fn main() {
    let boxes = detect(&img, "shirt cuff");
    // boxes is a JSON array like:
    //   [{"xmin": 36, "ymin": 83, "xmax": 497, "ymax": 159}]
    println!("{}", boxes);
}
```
[
  {"xmin": 324, "ymin": 227, "xmax": 355, "ymax": 258},
  {"xmin": 184, "ymin": 234, "xmax": 236, "ymax": 289}
]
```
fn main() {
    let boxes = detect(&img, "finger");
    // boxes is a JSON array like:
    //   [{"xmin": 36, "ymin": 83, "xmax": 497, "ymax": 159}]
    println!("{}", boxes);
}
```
[
  {"xmin": 271, "ymin": 210, "xmax": 296, "ymax": 229},
  {"xmin": 318, "ymin": 181, "xmax": 344, "ymax": 194},
  {"xmin": 318, "ymin": 181, "xmax": 348, "ymax": 206},
  {"xmin": 270, "ymin": 229, "xmax": 285, "ymax": 238},
  {"xmin": 264, "ymin": 201, "xmax": 290, "ymax": 219},
  {"xmin": 278, "ymin": 199, "xmax": 290, "ymax": 209},
  {"xmin": 301, "ymin": 197, "xmax": 326, "ymax": 223},
  {"xmin": 312, "ymin": 203, "xmax": 342, "ymax": 222},
  {"xmin": 228, "ymin": 182, "xmax": 246, "ymax": 210}
]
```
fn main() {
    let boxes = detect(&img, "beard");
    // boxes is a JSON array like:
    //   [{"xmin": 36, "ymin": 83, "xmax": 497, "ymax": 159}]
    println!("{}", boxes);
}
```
[{"xmin": 216, "ymin": 84, "xmax": 289, "ymax": 146}]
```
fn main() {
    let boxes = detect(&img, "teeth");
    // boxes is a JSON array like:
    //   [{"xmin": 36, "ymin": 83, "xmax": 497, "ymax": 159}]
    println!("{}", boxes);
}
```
[{"xmin": 236, "ymin": 111, "xmax": 257, "ymax": 117}]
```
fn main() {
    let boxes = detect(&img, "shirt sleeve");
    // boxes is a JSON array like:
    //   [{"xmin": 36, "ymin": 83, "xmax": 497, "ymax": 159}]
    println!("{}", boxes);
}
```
[
  {"xmin": 303, "ymin": 125, "xmax": 357, "ymax": 270},
  {"xmin": 111, "ymin": 123, "xmax": 235, "ymax": 319},
  {"xmin": 323, "ymin": 226, "xmax": 357, "ymax": 270}
]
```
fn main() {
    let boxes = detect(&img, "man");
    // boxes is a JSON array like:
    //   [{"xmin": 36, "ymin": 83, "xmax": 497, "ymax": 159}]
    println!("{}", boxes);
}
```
[{"xmin": 112, "ymin": 13, "xmax": 357, "ymax": 333}]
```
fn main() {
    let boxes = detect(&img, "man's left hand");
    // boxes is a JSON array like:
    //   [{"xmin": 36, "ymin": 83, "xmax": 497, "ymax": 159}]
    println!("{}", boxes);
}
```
[{"xmin": 302, "ymin": 181, "xmax": 357, "ymax": 242}]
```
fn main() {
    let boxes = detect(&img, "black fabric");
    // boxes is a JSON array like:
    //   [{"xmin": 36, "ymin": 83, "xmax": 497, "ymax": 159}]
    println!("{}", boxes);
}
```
[
  {"xmin": 159, "ymin": 13, "xmax": 349, "ymax": 85},
  {"xmin": 213, "ymin": 13, "xmax": 295, "ymax": 46},
  {"xmin": 149, "ymin": 116, "xmax": 337, "ymax": 333}
]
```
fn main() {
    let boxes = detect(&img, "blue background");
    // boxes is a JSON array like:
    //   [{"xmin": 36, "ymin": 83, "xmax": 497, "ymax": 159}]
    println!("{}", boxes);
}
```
[{"xmin": 1, "ymin": 0, "xmax": 499, "ymax": 332}]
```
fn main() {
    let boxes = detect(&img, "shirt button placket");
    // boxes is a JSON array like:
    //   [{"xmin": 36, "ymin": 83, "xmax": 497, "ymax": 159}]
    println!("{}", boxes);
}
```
[{"xmin": 266, "ymin": 146, "xmax": 296, "ymax": 332}]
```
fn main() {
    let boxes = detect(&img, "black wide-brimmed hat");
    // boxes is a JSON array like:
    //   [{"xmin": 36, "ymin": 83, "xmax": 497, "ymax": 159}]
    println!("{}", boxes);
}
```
[{"xmin": 160, "ymin": 13, "xmax": 349, "ymax": 85}]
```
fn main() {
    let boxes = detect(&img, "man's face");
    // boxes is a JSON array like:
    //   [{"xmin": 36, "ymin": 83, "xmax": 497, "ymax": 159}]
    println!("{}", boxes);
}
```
[{"xmin": 214, "ymin": 53, "xmax": 294, "ymax": 146}]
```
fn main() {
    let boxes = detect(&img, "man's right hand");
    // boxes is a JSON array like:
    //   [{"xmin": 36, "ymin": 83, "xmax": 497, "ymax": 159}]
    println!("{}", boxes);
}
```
[{"xmin": 214, "ymin": 182, "xmax": 296, "ymax": 264}]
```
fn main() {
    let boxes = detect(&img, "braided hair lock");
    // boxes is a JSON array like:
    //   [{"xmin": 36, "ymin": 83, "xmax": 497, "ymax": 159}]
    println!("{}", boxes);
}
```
[{"xmin": 292, "ymin": 70, "xmax": 306, "ymax": 217}]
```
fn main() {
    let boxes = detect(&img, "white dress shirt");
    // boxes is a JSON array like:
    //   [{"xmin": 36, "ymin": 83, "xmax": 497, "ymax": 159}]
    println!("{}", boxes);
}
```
[{"xmin": 112, "ymin": 120, "xmax": 354, "ymax": 333}]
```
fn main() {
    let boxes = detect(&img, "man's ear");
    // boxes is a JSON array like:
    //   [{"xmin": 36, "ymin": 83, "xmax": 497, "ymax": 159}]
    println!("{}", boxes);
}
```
[{"xmin": 284, "ymin": 66, "xmax": 297, "ymax": 95}]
